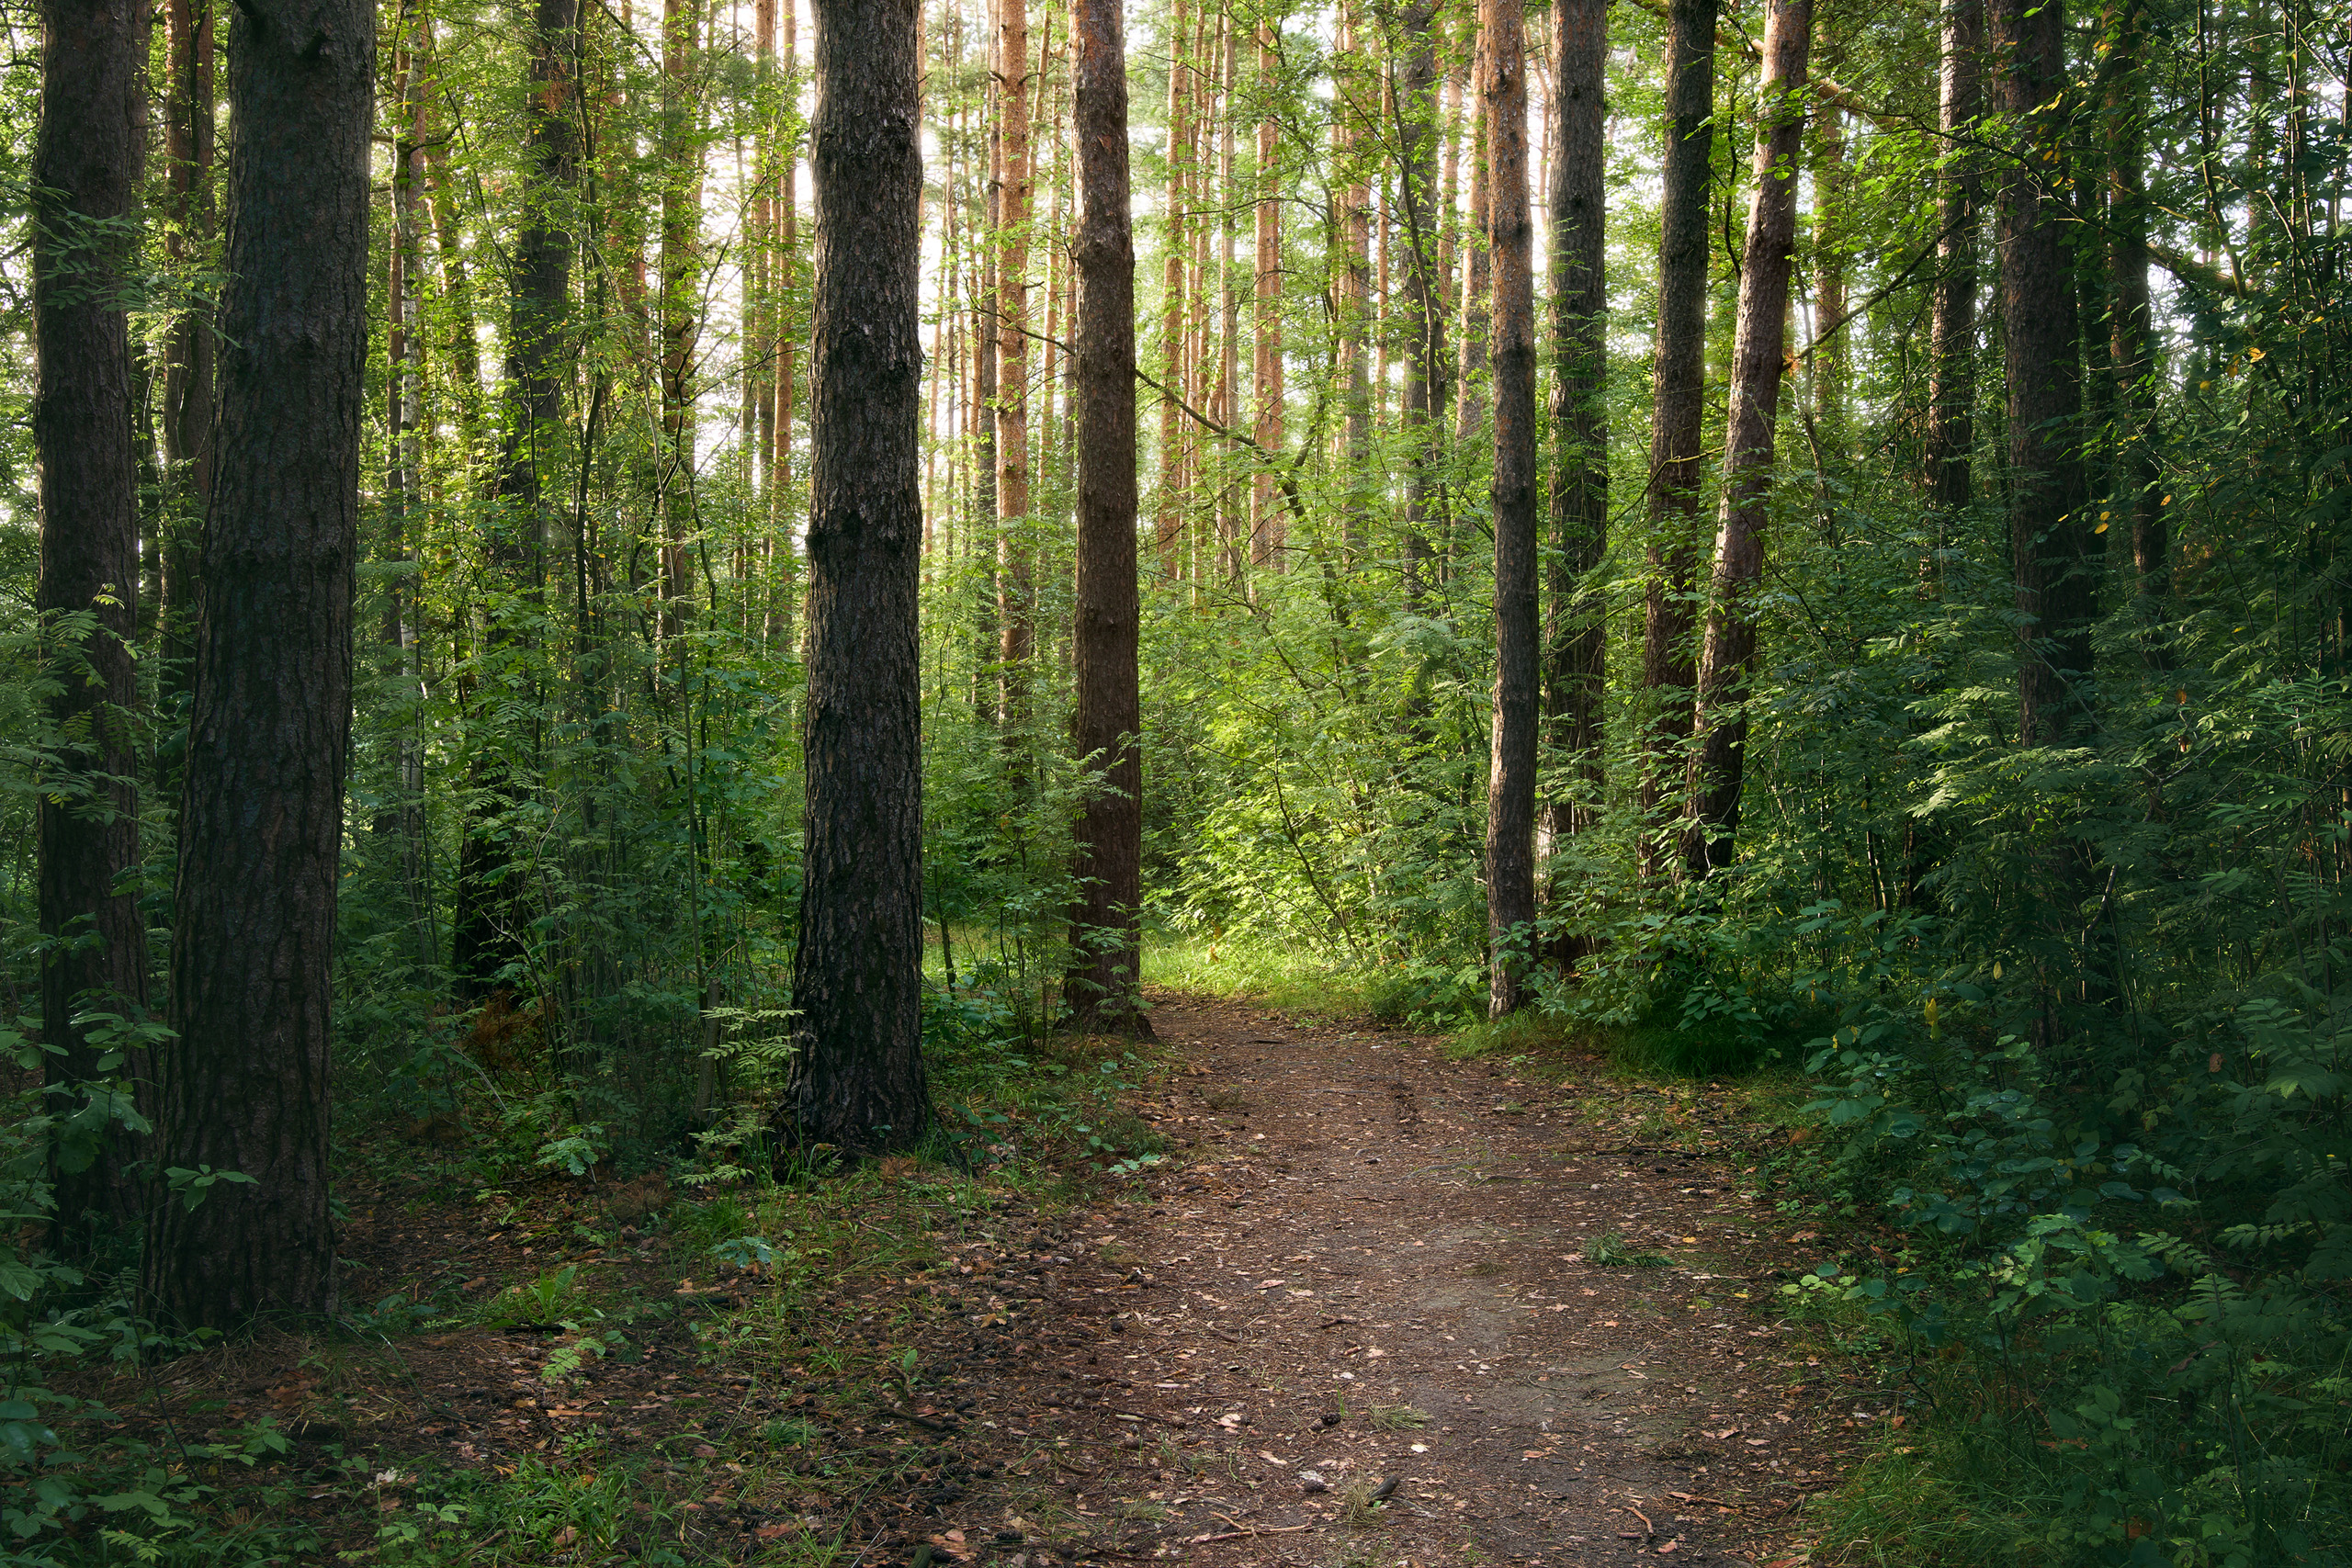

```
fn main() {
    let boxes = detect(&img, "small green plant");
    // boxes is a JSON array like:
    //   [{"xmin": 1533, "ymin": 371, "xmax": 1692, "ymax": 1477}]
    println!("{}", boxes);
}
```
[
  {"xmin": 1584, "ymin": 1232, "xmax": 1669, "ymax": 1267},
  {"xmin": 487, "ymin": 1265, "xmax": 585, "ymax": 1327},
  {"xmin": 1367, "ymin": 1403, "xmax": 1429, "ymax": 1431}
]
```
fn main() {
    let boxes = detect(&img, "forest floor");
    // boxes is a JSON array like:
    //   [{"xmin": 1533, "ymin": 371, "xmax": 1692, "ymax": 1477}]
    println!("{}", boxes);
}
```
[{"xmin": 62, "ymin": 991, "xmax": 1883, "ymax": 1565}]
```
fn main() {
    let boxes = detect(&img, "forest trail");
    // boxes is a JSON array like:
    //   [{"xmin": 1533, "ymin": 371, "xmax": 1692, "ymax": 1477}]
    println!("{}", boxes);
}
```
[{"xmin": 957, "ymin": 994, "xmax": 1866, "ymax": 1568}]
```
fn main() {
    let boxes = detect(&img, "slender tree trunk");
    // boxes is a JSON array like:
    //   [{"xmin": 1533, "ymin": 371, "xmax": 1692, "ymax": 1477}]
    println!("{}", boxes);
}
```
[
  {"xmin": 1483, "ymin": 0, "xmax": 1538, "ymax": 1017},
  {"xmin": 773, "ymin": 0, "xmax": 802, "ymax": 649},
  {"xmin": 971, "ymin": 48, "xmax": 1000, "ymax": 713},
  {"xmin": 1809, "ymin": 103, "xmax": 1848, "ymax": 442},
  {"xmin": 147, "ymin": 0, "xmax": 371, "ymax": 1325},
  {"xmin": 997, "ymin": 0, "xmax": 1035, "ymax": 731},
  {"xmin": 1216, "ymin": 8, "xmax": 1243, "ymax": 579},
  {"xmin": 159, "ymin": 0, "xmax": 213, "ymax": 732},
  {"xmin": 451, "ymin": 0, "xmax": 581, "ymax": 999},
  {"xmin": 1638, "ymin": 0, "xmax": 1717, "ymax": 877},
  {"xmin": 1156, "ymin": 0, "xmax": 1191, "ymax": 576},
  {"xmin": 1338, "ymin": 0, "xmax": 1374, "ymax": 566},
  {"xmin": 381, "ymin": 0, "xmax": 429, "ymax": 953},
  {"xmin": 2103, "ymin": 0, "xmax": 2165, "ymax": 655},
  {"xmin": 1066, "ymin": 0, "xmax": 1148, "ymax": 1033},
  {"xmin": 776, "ymin": 0, "xmax": 932, "ymax": 1154},
  {"xmin": 1686, "ymin": 0, "xmax": 1812, "ymax": 878},
  {"xmin": 1543, "ymin": 0, "xmax": 1607, "ymax": 891},
  {"xmin": 1924, "ymin": 0, "xmax": 1983, "ymax": 518},
  {"xmin": 1250, "ymin": 18, "xmax": 1284, "ymax": 569},
  {"xmin": 35, "ymin": 0, "xmax": 151, "ymax": 1247},
  {"xmin": 1453, "ymin": 18, "xmax": 1492, "ymax": 452},
  {"xmin": 658, "ymin": 0, "xmax": 701, "ymax": 647},
  {"xmin": 1396, "ymin": 0, "xmax": 1445, "ymax": 608}
]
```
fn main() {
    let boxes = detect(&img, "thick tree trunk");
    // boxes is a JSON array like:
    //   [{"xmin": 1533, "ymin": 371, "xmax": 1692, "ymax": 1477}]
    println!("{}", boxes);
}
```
[
  {"xmin": 997, "ymin": 0, "xmax": 1035, "ymax": 733},
  {"xmin": 146, "ymin": 0, "xmax": 370, "ymax": 1326},
  {"xmin": 1065, "ymin": 0, "xmax": 1148, "ymax": 1034},
  {"xmin": 1925, "ymin": 0, "xmax": 1982, "ymax": 516},
  {"xmin": 1396, "ymin": 0, "xmax": 1445, "ymax": 609},
  {"xmin": 1483, "ymin": 0, "xmax": 1538, "ymax": 1017},
  {"xmin": 1638, "ymin": 0, "xmax": 1717, "ymax": 877},
  {"xmin": 1543, "ymin": 0, "xmax": 1607, "ymax": 878},
  {"xmin": 35, "ymin": 0, "xmax": 151, "ymax": 1247},
  {"xmin": 450, "ymin": 0, "xmax": 581, "ymax": 1000},
  {"xmin": 778, "ymin": 0, "xmax": 931, "ymax": 1154},
  {"xmin": 1993, "ymin": 0, "xmax": 2093, "ymax": 746},
  {"xmin": 1686, "ymin": 0, "xmax": 1812, "ymax": 878}
]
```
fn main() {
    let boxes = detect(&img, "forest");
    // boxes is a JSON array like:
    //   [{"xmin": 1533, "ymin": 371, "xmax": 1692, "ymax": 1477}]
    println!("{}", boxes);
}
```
[{"xmin": 5, "ymin": 0, "xmax": 2350, "ymax": 1553}]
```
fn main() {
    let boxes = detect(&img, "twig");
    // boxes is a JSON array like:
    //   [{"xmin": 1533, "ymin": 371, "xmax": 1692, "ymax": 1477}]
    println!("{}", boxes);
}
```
[{"xmin": 1619, "ymin": 1503, "xmax": 1655, "ymax": 1536}]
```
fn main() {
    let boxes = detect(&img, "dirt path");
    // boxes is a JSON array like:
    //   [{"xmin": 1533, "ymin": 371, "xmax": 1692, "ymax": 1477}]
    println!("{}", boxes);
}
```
[{"xmin": 950, "ymin": 994, "xmax": 1865, "ymax": 1568}]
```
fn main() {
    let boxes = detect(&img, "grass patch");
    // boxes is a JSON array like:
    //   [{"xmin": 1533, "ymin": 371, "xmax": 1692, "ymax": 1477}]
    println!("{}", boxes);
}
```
[{"xmin": 1142, "ymin": 940, "xmax": 1384, "ymax": 1019}]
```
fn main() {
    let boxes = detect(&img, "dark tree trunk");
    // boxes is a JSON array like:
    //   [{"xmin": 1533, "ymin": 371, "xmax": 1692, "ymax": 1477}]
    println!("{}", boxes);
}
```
[
  {"xmin": 775, "ymin": 0, "xmax": 932, "ymax": 1154},
  {"xmin": 1543, "ymin": 0, "xmax": 1607, "ymax": 880},
  {"xmin": 1065, "ymin": 0, "xmax": 1148, "ymax": 1035},
  {"xmin": 35, "ymin": 0, "xmax": 152, "ymax": 1247},
  {"xmin": 1924, "ymin": 0, "xmax": 1984, "ymax": 517},
  {"xmin": 1395, "ymin": 0, "xmax": 1445, "ymax": 609},
  {"xmin": 1483, "ymin": 0, "xmax": 1538, "ymax": 1017},
  {"xmin": 1639, "ymin": 0, "xmax": 1717, "ymax": 876},
  {"xmin": 2102, "ymin": 0, "xmax": 2165, "ymax": 654},
  {"xmin": 450, "ymin": 0, "xmax": 580, "ymax": 1000},
  {"xmin": 158, "ymin": 0, "xmax": 213, "ymax": 735},
  {"xmin": 145, "ymin": 0, "xmax": 371, "ymax": 1327},
  {"xmin": 1686, "ymin": 0, "xmax": 1812, "ymax": 878},
  {"xmin": 1992, "ymin": 0, "xmax": 2093, "ymax": 746}
]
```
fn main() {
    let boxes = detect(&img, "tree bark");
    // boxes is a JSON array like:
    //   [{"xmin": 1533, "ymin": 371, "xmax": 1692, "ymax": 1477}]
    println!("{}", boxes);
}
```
[
  {"xmin": 1155, "ymin": 0, "xmax": 1191, "ymax": 577},
  {"xmin": 997, "ymin": 0, "xmax": 1035, "ymax": 731},
  {"xmin": 1395, "ymin": 0, "xmax": 1445, "ymax": 609},
  {"xmin": 2102, "ymin": 0, "xmax": 2165, "ymax": 654},
  {"xmin": 158, "ymin": 0, "xmax": 213, "ymax": 732},
  {"xmin": 1808, "ymin": 102, "xmax": 1848, "ymax": 441},
  {"xmin": 450, "ymin": 0, "xmax": 581, "ymax": 1000},
  {"xmin": 1686, "ymin": 0, "xmax": 1812, "ymax": 878},
  {"xmin": 1250, "ymin": 19, "xmax": 1284, "ymax": 570},
  {"xmin": 35, "ymin": 0, "xmax": 152, "ymax": 1247},
  {"xmin": 1482, "ymin": 0, "xmax": 1537, "ymax": 1017},
  {"xmin": 1924, "ymin": 0, "xmax": 1983, "ymax": 517},
  {"xmin": 147, "ymin": 0, "xmax": 370, "ymax": 1326},
  {"xmin": 776, "ymin": 0, "xmax": 932, "ymax": 1154},
  {"xmin": 1992, "ymin": 0, "xmax": 2093, "ymax": 747},
  {"xmin": 1638, "ymin": 0, "xmax": 1717, "ymax": 877},
  {"xmin": 1065, "ymin": 0, "xmax": 1148, "ymax": 1035},
  {"xmin": 1543, "ymin": 0, "xmax": 1607, "ymax": 881}
]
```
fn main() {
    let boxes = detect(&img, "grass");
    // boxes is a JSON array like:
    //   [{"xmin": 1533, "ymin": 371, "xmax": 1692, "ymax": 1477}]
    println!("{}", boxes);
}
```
[{"xmin": 1141, "ymin": 939, "xmax": 1386, "ymax": 1019}]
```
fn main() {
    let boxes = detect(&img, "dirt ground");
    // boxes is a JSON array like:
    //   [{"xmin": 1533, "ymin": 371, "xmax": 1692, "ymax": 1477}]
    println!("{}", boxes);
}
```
[{"xmin": 62, "ymin": 991, "xmax": 1874, "ymax": 1565}]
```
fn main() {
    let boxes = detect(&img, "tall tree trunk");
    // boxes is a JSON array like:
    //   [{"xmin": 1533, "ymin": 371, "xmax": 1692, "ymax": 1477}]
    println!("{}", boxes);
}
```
[
  {"xmin": 658, "ymin": 0, "xmax": 701, "ymax": 647},
  {"xmin": 1482, "ymin": 0, "xmax": 1538, "ymax": 1017},
  {"xmin": 1993, "ymin": 0, "xmax": 2093, "ymax": 746},
  {"xmin": 1155, "ymin": 0, "xmax": 1191, "ymax": 577},
  {"xmin": 1396, "ymin": 0, "xmax": 1445, "ymax": 608},
  {"xmin": 1338, "ymin": 0, "xmax": 1374, "ymax": 566},
  {"xmin": 35, "ymin": 0, "xmax": 151, "ymax": 1247},
  {"xmin": 158, "ymin": 0, "xmax": 213, "ymax": 734},
  {"xmin": 997, "ymin": 0, "xmax": 1035, "ymax": 732},
  {"xmin": 1924, "ymin": 0, "xmax": 1982, "ymax": 518},
  {"xmin": 380, "ymin": 0, "xmax": 430, "ymax": 954},
  {"xmin": 2103, "ymin": 0, "xmax": 2165, "ymax": 654},
  {"xmin": 776, "ymin": 0, "xmax": 932, "ymax": 1153},
  {"xmin": 147, "ymin": 0, "xmax": 371, "ymax": 1325},
  {"xmin": 971, "ymin": 47, "xmax": 1000, "ymax": 715},
  {"xmin": 1453, "ymin": 18, "xmax": 1492, "ymax": 454},
  {"xmin": 1686, "ymin": 0, "xmax": 1812, "ymax": 878},
  {"xmin": 1637, "ymin": 0, "xmax": 1717, "ymax": 877},
  {"xmin": 1809, "ymin": 103, "xmax": 1848, "ymax": 443},
  {"xmin": 1066, "ymin": 0, "xmax": 1148, "ymax": 1033},
  {"xmin": 772, "ymin": 0, "xmax": 802, "ymax": 649},
  {"xmin": 1543, "ymin": 0, "xmax": 1606, "ymax": 892},
  {"xmin": 451, "ymin": 0, "xmax": 582, "ymax": 999},
  {"xmin": 1216, "ymin": 7, "xmax": 1243, "ymax": 579},
  {"xmin": 1250, "ymin": 17, "xmax": 1284, "ymax": 570}
]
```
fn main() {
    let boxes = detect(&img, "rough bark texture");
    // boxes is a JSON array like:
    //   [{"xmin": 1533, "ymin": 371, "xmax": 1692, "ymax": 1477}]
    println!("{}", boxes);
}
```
[
  {"xmin": 1544, "ymin": 0, "xmax": 1607, "ymax": 868},
  {"xmin": 1925, "ymin": 0, "xmax": 1983, "ymax": 515},
  {"xmin": 1396, "ymin": 0, "xmax": 1445, "ymax": 608},
  {"xmin": 146, "ymin": 0, "xmax": 371, "ymax": 1326},
  {"xmin": 777, "ymin": 0, "xmax": 932, "ymax": 1154},
  {"xmin": 35, "ymin": 0, "xmax": 151, "ymax": 1245},
  {"xmin": 1639, "ymin": 0, "xmax": 1717, "ymax": 876},
  {"xmin": 1065, "ymin": 0, "xmax": 1148, "ymax": 1034},
  {"xmin": 450, "ymin": 0, "xmax": 581, "ymax": 999},
  {"xmin": 1482, "ymin": 0, "xmax": 1537, "ymax": 1018},
  {"xmin": 1686, "ymin": 0, "xmax": 1812, "ymax": 878},
  {"xmin": 1992, "ymin": 0, "xmax": 2093, "ymax": 745}
]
